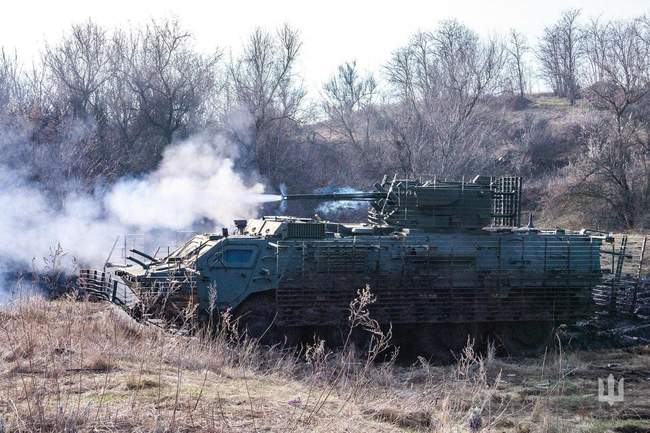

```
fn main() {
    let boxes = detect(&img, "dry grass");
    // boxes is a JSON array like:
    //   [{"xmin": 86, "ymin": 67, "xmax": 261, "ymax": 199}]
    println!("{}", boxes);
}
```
[{"xmin": 0, "ymin": 295, "xmax": 649, "ymax": 433}]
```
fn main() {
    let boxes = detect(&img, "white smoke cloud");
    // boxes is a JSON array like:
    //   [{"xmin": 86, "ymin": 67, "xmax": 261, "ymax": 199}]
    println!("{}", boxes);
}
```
[
  {"xmin": 0, "ymin": 270, "xmax": 6, "ymax": 304},
  {"xmin": 315, "ymin": 186, "xmax": 366, "ymax": 214},
  {"xmin": 0, "ymin": 176, "xmax": 124, "ymax": 265},
  {"xmin": 0, "ymin": 134, "xmax": 281, "ymax": 284},
  {"xmin": 106, "ymin": 138, "xmax": 279, "ymax": 230}
]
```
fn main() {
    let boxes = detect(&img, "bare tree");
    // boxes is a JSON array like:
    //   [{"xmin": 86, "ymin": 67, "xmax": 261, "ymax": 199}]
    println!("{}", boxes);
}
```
[
  {"xmin": 583, "ymin": 18, "xmax": 609, "ymax": 84},
  {"xmin": 384, "ymin": 20, "xmax": 504, "ymax": 176},
  {"xmin": 550, "ymin": 17, "xmax": 650, "ymax": 229},
  {"xmin": 506, "ymin": 30, "xmax": 529, "ymax": 100},
  {"xmin": 44, "ymin": 20, "xmax": 113, "ymax": 119},
  {"xmin": 548, "ymin": 118, "xmax": 649, "ymax": 229},
  {"xmin": 321, "ymin": 61, "xmax": 388, "ymax": 182},
  {"xmin": 583, "ymin": 18, "xmax": 650, "ymax": 126},
  {"xmin": 538, "ymin": 9, "xmax": 584, "ymax": 104},
  {"xmin": 118, "ymin": 19, "xmax": 221, "ymax": 149},
  {"xmin": 540, "ymin": 15, "xmax": 650, "ymax": 229},
  {"xmin": 228, "ymin": 24, "xmax": 306, "ymax": 180},
  {"xmin": 103, "ymin": 33, "xmax": 143, "ymax": 152},
  {"xmin": 0, "ymin": 49, "xmax": 22, "ymax": 112},
  {"xmin": 323, "ymin": 61, "xmax": 377, "ymax": 149}
]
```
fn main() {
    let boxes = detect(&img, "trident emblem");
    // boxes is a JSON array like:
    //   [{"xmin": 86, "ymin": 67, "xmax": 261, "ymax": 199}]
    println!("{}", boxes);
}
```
[{"xmin": 598, "ymin": 374, "xmax": 624, "ymax": 406}]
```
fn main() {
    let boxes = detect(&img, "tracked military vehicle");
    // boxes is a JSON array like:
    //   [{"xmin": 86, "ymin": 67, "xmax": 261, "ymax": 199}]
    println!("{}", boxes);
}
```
[{"xmin": 80, "ymin": 175, "xmax": 608, "ymax": 355}]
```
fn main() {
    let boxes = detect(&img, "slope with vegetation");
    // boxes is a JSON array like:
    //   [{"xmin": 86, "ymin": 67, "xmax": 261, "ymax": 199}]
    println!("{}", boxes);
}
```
[{"xmin": 1, "ymin": 10, "xmax": 649, "ymax": 233}]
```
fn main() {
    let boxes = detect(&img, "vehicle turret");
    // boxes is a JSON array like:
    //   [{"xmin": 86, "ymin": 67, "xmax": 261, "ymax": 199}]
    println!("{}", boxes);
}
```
[{"xmin": 283, "ymin": 175, "xmax": 522, "ymax": 231}]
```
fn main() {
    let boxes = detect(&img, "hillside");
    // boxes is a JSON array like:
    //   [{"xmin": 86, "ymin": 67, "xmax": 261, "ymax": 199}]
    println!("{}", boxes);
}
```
[{"xmin": 1, "ymin": 297, "xmax": 649, "ymax": 433}]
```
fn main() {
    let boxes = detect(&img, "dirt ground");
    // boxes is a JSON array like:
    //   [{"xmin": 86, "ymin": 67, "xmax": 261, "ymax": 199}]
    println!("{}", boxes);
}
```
[{"xmin": 0, "ymin": 297, "xmax": 648, "ymax": 432}]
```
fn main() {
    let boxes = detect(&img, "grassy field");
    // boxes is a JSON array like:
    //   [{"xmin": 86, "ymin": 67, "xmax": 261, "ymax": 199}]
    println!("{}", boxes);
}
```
[{"xmin": 0, "ymin": 296, "xmax": 649, "ymax": 433}]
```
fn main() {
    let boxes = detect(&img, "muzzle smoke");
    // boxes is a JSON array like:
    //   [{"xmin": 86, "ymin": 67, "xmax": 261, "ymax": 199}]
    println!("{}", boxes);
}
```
[
  {"xmin": 0, "ymin": 134, "xmax": 280, "ymax": 297},
  {"xmin": 106, "ymin": 138, "xmax": 280, "ymax": 230},
  {"xmin": 314, "ymin": 186, "xmax": 366, "ymax": 214}
]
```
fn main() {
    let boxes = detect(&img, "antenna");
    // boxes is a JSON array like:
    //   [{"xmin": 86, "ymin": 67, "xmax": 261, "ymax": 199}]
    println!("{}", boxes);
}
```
[{"xmin": 103, "ymin": 236, "xmax": 120, "ymax": 272}]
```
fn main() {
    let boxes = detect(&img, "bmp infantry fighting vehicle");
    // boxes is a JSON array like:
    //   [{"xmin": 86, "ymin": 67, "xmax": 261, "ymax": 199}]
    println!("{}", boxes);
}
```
[{"xmin": 80, "ymin": 175, "xmax": 607, "ymax": 355}]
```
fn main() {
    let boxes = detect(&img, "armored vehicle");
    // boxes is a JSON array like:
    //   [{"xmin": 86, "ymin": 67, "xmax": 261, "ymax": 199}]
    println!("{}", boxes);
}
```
[{"xmin": 80, "ymin": 175, "xmax": 607, "ymax": 355}]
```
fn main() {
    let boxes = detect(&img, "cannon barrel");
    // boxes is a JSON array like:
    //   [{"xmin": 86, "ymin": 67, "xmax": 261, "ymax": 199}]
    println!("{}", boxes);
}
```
[{"xmin": 282, "ymin": 192, "xmax": 381, "ymax": 201}]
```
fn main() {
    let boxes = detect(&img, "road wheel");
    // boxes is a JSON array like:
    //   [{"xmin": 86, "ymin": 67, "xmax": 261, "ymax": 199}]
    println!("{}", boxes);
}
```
[
  {"xmin": 409, "ymin": 324, "xmax": 474, "ymax": 363},
  {"xmin": 235, "ymin": 294, "xmax": 282, "ymax": 345},
  {"xmin": 437, "ymin": 324, "xmax": 474, "ymax": 353},
  {"xmin": 498, "ymin": 321, "xmax": 555, "ymax": 357}
]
